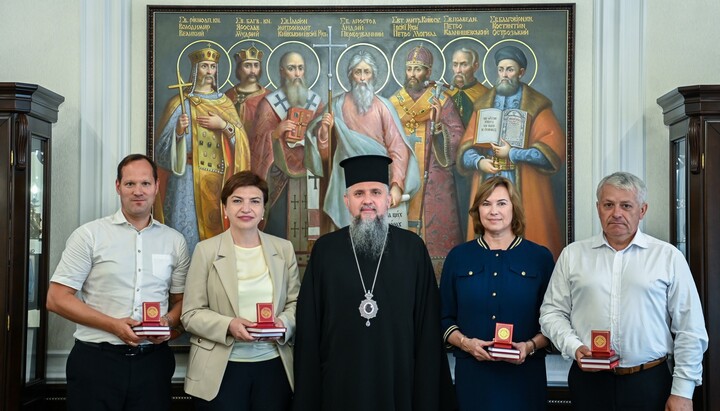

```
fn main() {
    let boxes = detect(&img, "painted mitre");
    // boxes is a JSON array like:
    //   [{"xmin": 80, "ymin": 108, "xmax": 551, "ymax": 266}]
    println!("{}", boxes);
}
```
[{"xmin": 405, "ymin": 44, "xmax": 433, "ymax": 68}]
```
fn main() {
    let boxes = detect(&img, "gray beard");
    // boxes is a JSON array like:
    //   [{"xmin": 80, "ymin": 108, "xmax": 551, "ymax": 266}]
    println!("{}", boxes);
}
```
[
  {"xmin": 351, "ymin": 81, "xmax": 375, "ymax": 115},
  {"xmin": 495, "ymin": 77, "xmax": 521, "ymax": 96},
  {"xmin": 349, "ymin": 214, "xmax": 389, "ymax": 260},
  {"xmin": 283, "ymin": 78, "xmax": 308, "ymax": 108}
]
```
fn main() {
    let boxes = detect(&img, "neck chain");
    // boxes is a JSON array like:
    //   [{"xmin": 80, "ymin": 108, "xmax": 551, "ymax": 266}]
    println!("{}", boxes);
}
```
[{"xmin": 349, "ymin": 230, "xmax": 388, "ymax": 327}]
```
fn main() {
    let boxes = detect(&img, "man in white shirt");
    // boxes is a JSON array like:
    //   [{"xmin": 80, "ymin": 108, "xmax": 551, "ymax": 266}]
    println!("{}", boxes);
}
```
[
  {"xmin": 47, "ymin": 154, "xmax": 190, "ymax": 411},
  {"xmin": 540, "ymin": 171, "xmax": 708, "ymax": 411}
]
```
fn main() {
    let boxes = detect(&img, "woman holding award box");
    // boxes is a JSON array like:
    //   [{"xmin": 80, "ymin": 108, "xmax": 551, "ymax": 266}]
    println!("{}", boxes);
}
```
[
  {"xmin": 439, "ymin": 176, "xmax": 554, "ymax": 410},
  {"xmin": 181, "ymin": 171, "xmax": 299, "ymax": 411}
]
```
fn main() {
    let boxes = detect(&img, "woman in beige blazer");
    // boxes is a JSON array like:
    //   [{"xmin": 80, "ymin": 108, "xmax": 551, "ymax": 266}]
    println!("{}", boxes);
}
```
[{"xmin": 181, "ymin": 171, "xmax": 299, "ymax": 411}]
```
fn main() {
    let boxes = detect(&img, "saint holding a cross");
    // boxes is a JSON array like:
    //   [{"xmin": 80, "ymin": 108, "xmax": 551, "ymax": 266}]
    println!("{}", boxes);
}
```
[
  {"xmin": 155, "ymin": 44, "xmax": 251, "ymax": 253},
  {"xmin": 389, "ymin": 44, "xmax": 466, "ymax": 271}
]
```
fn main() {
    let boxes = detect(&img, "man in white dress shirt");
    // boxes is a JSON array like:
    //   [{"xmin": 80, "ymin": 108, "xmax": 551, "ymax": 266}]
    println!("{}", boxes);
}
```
[
  {"xmin": 540, "ymin": 171, "xmax": 708, "ymax": 411},
  {"xmin": 47, "ymin": 154, "xmax": 190, "ymax": 410}
]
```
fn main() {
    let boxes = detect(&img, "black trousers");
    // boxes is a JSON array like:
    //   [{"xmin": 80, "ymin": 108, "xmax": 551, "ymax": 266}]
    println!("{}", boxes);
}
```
[
  {"xmin": 193, "ymin": 357, "xmax": 292, "ymax": 411},
  {"xmin": 568, "ymin": 361, "xmax": 672, "ymax": 411},
  {"xmin": 66, "ymin": 340, "xmax": 175, "ymax": 411}
]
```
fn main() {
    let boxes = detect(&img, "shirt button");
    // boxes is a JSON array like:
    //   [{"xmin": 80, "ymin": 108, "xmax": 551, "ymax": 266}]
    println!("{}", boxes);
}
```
[
  {"xmin": 521, "ymin": 271, "xmax": 526, "ymax": 276},
  {"xmin": 136, "ymin": 288, "xmax": 140, "ymax": 292},
  {"xmin": 495, "ymin": 253, "xmax": 499, "ymax": 257},
  {"xmin": 491, "ymin": 315, "xmax": 496, "ymax": 320},
  {"xmin": 468, "ymin": 271, "xmax": 473, "ymax": 276},
  {"xmin": 493, "ymin": 272, "xmax": 498, "ymax": 276},
  {"xmin": 492, "ymin": 292, "xmax": 497, "ymax": 297}
]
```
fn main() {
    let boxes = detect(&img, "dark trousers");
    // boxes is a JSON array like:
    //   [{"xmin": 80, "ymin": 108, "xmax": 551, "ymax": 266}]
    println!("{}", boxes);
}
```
[
  {"xmin": 194, "ymin": 357, "xmax": 292, "ymax": 411},
  {"xmin": 568, "ymin": 361, "xmax": 672, "ymax": 410},
  {"xmin": 66, "ymin": 340, "xmax": 175, "ymax": 411}
]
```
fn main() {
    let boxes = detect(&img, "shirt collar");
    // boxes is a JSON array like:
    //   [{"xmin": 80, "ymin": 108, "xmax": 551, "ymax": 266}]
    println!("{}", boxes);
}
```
[
  {"xmin": 476, "ymin": 235, "xmax": 523, "ymax": 250},
  {"xmin": 593, "ymin": 229, "xmax": 648, "ymax": 251},
  {"xmin": 110, "ymin": 209, "xmax": 157, "ymax": 230}
]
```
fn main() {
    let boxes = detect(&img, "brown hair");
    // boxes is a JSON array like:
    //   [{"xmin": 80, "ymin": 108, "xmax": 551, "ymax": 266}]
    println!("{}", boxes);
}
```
[
  {"xmin": 221, "ymin": 171, "xmax": 269, "ymax": 205},
  {"xmin": 116, "ymin": 154, "xmax": 157, "ymax": 183},
  {"xmin": 468, "ymin": 176, "xmax": 526, "ymax": 237}
]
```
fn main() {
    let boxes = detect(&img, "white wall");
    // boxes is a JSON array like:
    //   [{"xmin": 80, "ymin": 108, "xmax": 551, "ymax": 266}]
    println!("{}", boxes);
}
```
[
  {"xmin": 644, "ymin": 0, "xmax": 720, "ymax": 239},
  {"xmin": 0, "ymin": 0, "xmax": 82, "ymax": 276},
  {"xmin": 0, "ymin": 0, "xmax": 83, "ymax": 365}
]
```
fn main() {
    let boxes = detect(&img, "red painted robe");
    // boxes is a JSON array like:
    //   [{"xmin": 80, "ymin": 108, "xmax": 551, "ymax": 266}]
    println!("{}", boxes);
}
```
[
  {"xmin": 252, "ymin": 89, "xmax": 324, "ymax": 244},
  {"xmin": 225, "ymin": 84, "xmax": 269, "ymax": 143},
  {"xmin": 390, "ymin": 86, "xmax": 465, "ymax": 267},
  {"xmin": 459, "ymin": 84, "xmax": 566, "ymax": 260}
]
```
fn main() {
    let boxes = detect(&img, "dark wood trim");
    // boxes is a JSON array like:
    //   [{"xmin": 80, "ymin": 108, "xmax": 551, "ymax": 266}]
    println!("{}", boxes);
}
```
[{"xmin": 658, "ymin": 85, "xmax": 720, "ymax": 411}]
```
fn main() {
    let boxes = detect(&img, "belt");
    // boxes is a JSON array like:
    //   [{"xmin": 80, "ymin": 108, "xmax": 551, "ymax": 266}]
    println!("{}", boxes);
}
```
[
  {"xmin": 613, "ymin": 355, "xmax": 667, "ymax": 376},
  {"xmin": 186, "ymin": 153, "xmax": 192, "ymax": 164},
  {"xmin": 77, "ymin": 340, "xmax": 164, "ymax": 357}
]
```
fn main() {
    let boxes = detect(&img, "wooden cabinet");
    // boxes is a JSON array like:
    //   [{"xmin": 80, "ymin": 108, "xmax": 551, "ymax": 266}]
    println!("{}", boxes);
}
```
[
  {"xmin": 658, "ymin": 85, "xmax": 720, "ymax": 411},
  {"xmin": 0, "ymin": 83, "xmax": 64, "ymax": 410}
]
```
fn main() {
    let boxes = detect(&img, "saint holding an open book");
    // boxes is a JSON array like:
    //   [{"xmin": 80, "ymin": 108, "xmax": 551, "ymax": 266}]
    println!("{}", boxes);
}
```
[{"xmin": 457, "ymin": 45, "xmax": 566, "ymax": 260}]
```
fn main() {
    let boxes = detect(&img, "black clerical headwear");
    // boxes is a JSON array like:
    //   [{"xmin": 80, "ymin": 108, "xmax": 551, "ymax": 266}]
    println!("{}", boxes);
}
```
[
  {"xmin": 339, "ymin": 155, "xmax": 392, "ymax": 188},
  {"xmin": 494, "ymin": 45, "xmax": 527, "ymax": 69}
]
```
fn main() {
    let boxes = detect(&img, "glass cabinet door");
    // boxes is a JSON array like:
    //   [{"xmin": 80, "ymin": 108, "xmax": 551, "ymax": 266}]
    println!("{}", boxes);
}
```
[
  {"xmin": 0, "ymin": 82, "xmax": 62, "ymax": 409},
  {"xmin": 672, "ymin": 138, "xmax": 687, "ymax": 257},
  {"xmin": 26, "ymin": 137, "xmax": 45, "ymax": 383}
]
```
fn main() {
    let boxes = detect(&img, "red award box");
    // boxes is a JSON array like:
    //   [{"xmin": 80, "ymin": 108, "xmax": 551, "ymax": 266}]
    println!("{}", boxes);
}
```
[
  {"xmin": 256, "ymin": 302, "xmax": 275, "ymax": 326},
  {"xmin": 493, "ymin": 323, "xmax": 514, "ymax": 349},
  {"xmin": 133, "ymin": 302, "xmax": 170, "ymax": 336},
  {"xmin": 142, "ymin": 302, "xmax": 162, "ymax": 325},
  {"xmin": 591, "ymin": 330, "xmax": 613, "ymax": 357},
  {"xmin": 250, "ymin": 302, "xmax": 284, "ymax": 338}
]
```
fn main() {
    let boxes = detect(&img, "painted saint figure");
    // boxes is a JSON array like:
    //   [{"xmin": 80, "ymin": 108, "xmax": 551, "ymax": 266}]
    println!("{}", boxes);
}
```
[
  {"xmin": 155, "ymin": 45, "xmax": 251, "ymax": 253},
  {"xmin": 253, "ymin": 51, "xmax": 324, "ymax": 249},
  {"xmin": 458, "ymin": 45, "xmax": 566, "ymax": 259},
  {"xmin": 306, "ymin": 50, "xmax": 421, "ymax": 228},
  {"xmin": 225, "ymin": 44, "xmax": 270, "ymax": 143},
  {"xmin": 446, "ymin": 47, "xmax": 491, "ymax": 238},
  {"xmin": 389, "ymin": 45, "xmax": 465, "ymax": 267},
  {"xmin": 446, "ymin": 47, "xmax": 490, "ymax": 126}
]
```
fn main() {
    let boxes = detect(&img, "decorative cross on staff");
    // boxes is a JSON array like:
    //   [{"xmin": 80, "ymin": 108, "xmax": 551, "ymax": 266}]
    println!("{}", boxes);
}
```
[
  {"xmin": 312, "ymin": 26, "xmax": 347, "ymax": 116},
  {"xmin": 312, "ymin": 26, "xmax": 347, "ymax": 177},
  {"xmin": 167, "ymin": 69, "xmax": 192, "ymax": 115}
]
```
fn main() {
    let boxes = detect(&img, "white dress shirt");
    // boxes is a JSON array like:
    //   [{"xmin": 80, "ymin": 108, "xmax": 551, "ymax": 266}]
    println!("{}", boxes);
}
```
[
  {"xmin": 540, "ymin": 230, "xmax": 708, "ymax": 399},
  {"xmin": 51, "ymin": 209, "xmax": 190, "ymax": 344}
]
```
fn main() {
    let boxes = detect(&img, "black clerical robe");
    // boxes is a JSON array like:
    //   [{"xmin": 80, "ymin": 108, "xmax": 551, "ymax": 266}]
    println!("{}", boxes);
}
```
[{"xmin": 293, "ymin": 225, "xmax": 456, "ymax": 411}]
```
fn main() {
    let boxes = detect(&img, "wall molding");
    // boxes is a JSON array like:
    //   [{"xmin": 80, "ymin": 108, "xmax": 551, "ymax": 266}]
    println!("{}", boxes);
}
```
[
  {"xmin": 592, "ymin": 0, "xmax": 646, "ymax": 233},
  {"xmin": 79, "ymin": 0, "xmax": 131, "ymax": 223}
]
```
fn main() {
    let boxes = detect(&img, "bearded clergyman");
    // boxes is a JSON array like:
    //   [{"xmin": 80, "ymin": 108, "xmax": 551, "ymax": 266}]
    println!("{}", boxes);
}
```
[
  {"xmin": 253, "ymin": 51, "xmax": 324, "ymax": 247},
  {"xmin": 389, "ymin": 45, "xmax": 465, "ymax": 269},
  {"xmin": 457, "ymin": 45, "xmax": 566, "ymax": 260},
  {"xmin": 306, "ymin": 50, "xmax": 420, "ymax": 229},
  {"xmin": 293, "ymin": 154, "xmax": 456, "ymax": 411}
]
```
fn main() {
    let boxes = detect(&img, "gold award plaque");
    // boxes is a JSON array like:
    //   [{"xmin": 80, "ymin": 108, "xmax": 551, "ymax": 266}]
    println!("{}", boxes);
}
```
[{"xmin": 498, "ymin": 327, "xmax": 510, "ymax": 340}]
